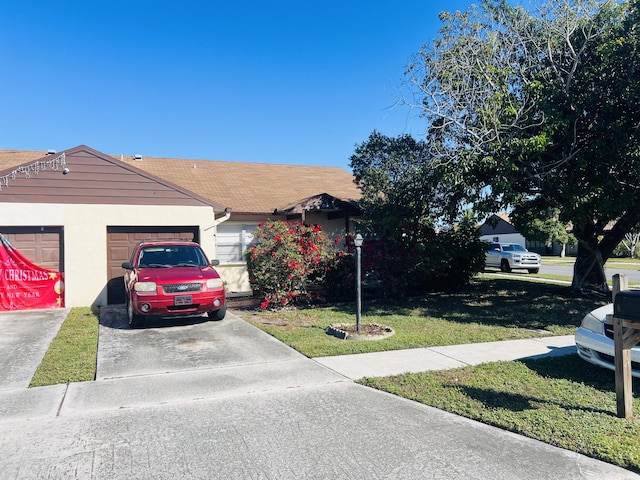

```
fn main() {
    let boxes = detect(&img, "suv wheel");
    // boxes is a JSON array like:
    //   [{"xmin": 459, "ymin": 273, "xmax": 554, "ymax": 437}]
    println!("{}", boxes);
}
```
[
  {"xmin": 208, "ymin": 305, "xmax": 227, "ymax": 321},
  {"xmin": 126, "ymin": 295, "xmax": 145, "ymax": 328},
  {"xmin": 500, "ymin": 259, "xmax": 512, "ymax": 273}
]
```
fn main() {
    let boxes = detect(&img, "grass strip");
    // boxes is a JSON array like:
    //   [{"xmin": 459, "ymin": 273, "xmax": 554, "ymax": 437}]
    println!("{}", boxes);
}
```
[
  {"xmin": 29, "ymin": 307, "xmax": 99, "ymax": 387},
  {"xmin": 359, "ymin": 355, "xmax": 640, "ymax": 473}
]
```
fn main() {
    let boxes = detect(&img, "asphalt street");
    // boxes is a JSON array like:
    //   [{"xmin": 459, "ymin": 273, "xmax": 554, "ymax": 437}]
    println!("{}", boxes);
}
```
[
  {"xmin": 539, "ymin": 263, "xmax": 640, "ymax": 283},
  {"xmin": 0, "ymin": 307, "xmax": 637, "ymax": 479}
]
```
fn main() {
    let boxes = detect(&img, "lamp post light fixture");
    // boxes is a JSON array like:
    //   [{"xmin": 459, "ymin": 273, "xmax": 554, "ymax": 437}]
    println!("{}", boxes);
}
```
[{"xmin": 354, "ymin": 233, "xmax": 363, "ymax": 333}]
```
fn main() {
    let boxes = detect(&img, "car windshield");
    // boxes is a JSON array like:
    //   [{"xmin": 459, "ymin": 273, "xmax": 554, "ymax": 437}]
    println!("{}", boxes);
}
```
[
  {"xmin": 137, "ymin": 246, "xmax": 208, "ymax": 267},
  {"xmin": 503, "ymin": 244, "xmax": 526, "ymax": 252}
]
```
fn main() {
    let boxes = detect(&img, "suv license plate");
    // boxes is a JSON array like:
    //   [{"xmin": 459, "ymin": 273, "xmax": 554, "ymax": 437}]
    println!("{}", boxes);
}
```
[{"xmin": 174, "ymin": 296, "xmax": 193, "ymax": 306}]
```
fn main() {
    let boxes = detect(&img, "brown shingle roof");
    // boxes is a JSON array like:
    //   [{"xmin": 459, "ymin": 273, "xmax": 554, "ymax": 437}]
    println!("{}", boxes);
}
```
[
  {"xmin": 0, "ymin": 149, "xmax": 54, "ymax": 171},
  {"xmin": 0, "ymin": 148, "xmax": 361, "ymax": 214},
  {"xmin": 118, "ymin": 155, "xmax": 361, "ymax": 214}
]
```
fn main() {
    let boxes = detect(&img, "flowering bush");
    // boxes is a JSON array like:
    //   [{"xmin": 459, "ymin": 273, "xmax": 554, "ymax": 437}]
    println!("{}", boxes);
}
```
[{"xmin": 246, "ymin": 221, "xmax": 346, "ymax": 309}]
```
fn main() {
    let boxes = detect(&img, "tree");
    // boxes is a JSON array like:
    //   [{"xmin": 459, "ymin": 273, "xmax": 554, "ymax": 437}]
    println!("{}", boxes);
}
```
[
  {"xmin": 510, "ymin": 204, "xmax": 576, "ymax": 256},
  {"xmin": 620, "ymin": 228, "xmax": 640, "ymax": 258},
  {"xmin": 405, "ymin": 0, "xmax": 640, "ymax": 294},
  {"xmin": 350, "ymin": 131, "xmax": 487, "ymax": 294}
]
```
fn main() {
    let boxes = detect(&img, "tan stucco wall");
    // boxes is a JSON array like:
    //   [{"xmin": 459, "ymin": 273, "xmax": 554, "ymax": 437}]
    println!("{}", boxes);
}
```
[
  {"xmin": 216, "ymin": 263, "xmax": 251, "ymax": 293},
  {"xmin": 0, "ymin": 203, "xmax": 219, "ymax": 307}
]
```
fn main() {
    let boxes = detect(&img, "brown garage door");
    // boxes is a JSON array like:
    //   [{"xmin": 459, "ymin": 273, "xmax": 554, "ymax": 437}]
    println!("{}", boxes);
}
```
[
  {"xmin": 106, "ymin": 226, "xmax": 199, "ymax": 304},
  {"xmin": 0, "ymin": 227, "xmax": 63, "ymax": 272}
]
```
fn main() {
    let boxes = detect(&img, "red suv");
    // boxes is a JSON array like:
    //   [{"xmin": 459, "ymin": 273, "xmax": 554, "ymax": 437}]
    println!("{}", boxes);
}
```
[{"xmin": 121, "ymin": 240, "xmax": 226, "ymax": 328}]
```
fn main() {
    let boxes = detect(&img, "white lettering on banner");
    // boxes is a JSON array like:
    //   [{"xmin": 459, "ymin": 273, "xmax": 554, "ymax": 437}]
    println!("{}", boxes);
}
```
[
  {"xmin": 0, "ymin": 269, "xmax": 51, "ymax": 282},
  {"xmin": 2, "ymin": 292, "xmax": 39, "ymax": 299}
]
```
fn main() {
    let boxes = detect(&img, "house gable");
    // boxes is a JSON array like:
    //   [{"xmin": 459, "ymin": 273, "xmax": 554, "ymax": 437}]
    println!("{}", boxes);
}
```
[
  {"xmin": 480, "ymin": 214, "xmax": 519, "ymax": 236},
  {"xmin": 274, "ymin": 193, "xmax": 361, "ymax": 221},
  {"xmin": 0, "ymin": 146, "xmax": 224, "ymax": 209}
]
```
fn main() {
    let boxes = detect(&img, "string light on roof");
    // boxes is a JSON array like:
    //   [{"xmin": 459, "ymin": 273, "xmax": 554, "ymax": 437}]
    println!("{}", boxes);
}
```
[{"xmin": 0, "ymin": 153, "xmax": 66, "ymax": 191}]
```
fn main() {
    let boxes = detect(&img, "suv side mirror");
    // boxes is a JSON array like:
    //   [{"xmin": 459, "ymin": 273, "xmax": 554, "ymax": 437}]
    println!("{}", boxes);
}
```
[
  {"xmin": 121, "ymin": 262, "xmax": 133, "ymax": 270},
  {"xmin": 210, "ymin": 259, "xmax": 220, "ymax": 266}
]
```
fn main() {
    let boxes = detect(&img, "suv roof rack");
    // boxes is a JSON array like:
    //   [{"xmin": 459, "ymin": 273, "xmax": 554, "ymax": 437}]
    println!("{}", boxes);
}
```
[{"xmin": 139, "ymin": 238, "xmax": 194, "ymax": 242}]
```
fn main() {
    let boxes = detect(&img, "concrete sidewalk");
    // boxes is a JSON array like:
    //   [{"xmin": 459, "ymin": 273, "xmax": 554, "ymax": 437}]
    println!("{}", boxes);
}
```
[{"xmin": 314, "ymin": 335, "xmax": 576, "ymax": 379}]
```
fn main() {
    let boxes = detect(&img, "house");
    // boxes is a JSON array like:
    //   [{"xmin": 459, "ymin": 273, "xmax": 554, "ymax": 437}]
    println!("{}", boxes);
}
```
[
  {"xmin": 480, "ymin": 213, "xmax": 579, "ymax": 256},
  {"xmin": 0, "ymin": 145, "xmax": 361, "ymax": 308},
  {"xmin": 479, "ymin": 214, "xmax": 526, "ymax": 246}
]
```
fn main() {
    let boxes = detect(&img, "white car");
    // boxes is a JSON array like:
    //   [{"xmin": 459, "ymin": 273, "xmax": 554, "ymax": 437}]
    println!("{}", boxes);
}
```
[{"xmin": 575, "ymin": 303, "xmax": 640, "ymax": 378}]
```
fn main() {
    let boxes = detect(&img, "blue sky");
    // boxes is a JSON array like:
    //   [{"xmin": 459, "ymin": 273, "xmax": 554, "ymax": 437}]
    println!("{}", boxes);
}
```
[{"xmin": 0, "ymin": 1, "xmax": 475, "ymax": 171}]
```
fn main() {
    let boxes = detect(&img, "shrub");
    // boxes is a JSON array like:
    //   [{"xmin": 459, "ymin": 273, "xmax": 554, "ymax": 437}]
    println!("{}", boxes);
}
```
[
  {"xmin": 245, "ymin": 221, "xmax": 346, "ymax": 308},
  {"xmin": 354, "ymin": 216, "xmax": 487, "ymax": 297}
]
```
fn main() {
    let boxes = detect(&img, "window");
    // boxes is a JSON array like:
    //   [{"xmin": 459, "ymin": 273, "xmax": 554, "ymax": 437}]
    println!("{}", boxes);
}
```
[{"xmin": 216, "ymin": 223, "xmax": 257, "ymax": 263}]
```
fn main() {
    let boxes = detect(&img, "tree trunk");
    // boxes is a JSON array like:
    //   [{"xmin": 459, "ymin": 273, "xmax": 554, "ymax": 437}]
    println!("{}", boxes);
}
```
[{"xmin": 571, "ymin": 240, "xmax": 609, "ymax": 295}]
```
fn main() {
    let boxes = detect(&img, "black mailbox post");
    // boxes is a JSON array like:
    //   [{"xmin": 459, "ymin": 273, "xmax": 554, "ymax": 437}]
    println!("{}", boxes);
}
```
[{"xmin": 611, "ymin": 277, "xmax": 640, "ymax": 419}]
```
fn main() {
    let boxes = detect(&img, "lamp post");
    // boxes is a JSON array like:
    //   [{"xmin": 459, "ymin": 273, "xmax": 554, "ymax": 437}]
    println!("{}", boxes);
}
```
[{"xmin": 354, "ymin": 233, "xmax": 363, "ymax": 333}]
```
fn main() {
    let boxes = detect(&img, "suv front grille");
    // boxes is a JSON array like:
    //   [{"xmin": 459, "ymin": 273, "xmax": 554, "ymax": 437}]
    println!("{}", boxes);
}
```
[
  {"xmin": 599, "ymin": 352, "xmax": 640, "ymax": 372},
  {"xmin": 163, "ymin": 283, "xmax": 202, "ymax": 293},
  {"xmin": 519, "ymin": 255, "xmax": 539, "ymax": 263}
]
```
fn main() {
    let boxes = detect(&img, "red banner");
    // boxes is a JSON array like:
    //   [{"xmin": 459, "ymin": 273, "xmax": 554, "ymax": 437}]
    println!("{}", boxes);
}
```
[{"xmin": 0, "ymin": 234, "xmax": 65, "ymax": 311}]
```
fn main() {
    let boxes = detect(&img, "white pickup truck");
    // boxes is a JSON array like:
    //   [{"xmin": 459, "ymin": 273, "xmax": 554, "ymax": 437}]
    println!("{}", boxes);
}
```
[{"xmin": 485, "ymin": 242, "xmax": 541, "ymax": 274}]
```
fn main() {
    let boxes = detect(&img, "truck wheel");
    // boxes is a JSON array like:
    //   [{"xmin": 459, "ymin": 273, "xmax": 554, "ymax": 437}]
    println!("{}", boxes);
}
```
[
  {"xmin": 208, "ymin": 305, "xmax": 227, "ymax": 321},
  {"xmin": 126, "ymin": 296, "xmax": 145, "ymax": 328},
  {"xmin": 528, "ymin": 268, "xmax": 539, "ymax": 274},
  {"xmin": 500, "ymin": 259, "xmax": 512, "ymax": 273}
]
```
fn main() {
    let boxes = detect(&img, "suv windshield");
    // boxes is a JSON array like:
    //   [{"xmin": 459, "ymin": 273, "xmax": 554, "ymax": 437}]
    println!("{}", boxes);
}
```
[
  {"xmin": 503, "ymin": 244, "xmax": 526, "ymax": 252},
  {"xmin": 137, "ymin": 245, "xmax": 208, "ymax": 267}
]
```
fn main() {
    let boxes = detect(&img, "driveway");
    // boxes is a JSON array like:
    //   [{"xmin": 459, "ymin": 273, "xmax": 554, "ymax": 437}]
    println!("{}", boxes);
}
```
[
  {"xmin": 0, "ymin": 308, "xmax": 69, "ymax": 390},
  {"xmin": 96, "ymin": 305, "xmax": 311, "ymax": 380},
  {"xmin": 0, "ymin": 308, "xmax": 636, "ymax": 479}
]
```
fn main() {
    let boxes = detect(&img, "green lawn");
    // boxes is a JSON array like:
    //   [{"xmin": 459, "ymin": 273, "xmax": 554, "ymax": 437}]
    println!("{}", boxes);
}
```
[{"xmin": 244, "ymin": 277, "xmax": 606, "ymax": 357}]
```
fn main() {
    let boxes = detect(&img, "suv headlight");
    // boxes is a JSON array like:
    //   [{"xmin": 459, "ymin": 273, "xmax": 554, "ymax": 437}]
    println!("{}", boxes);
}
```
[
  {"xmin": 134, "ymin": 282, "xmax": 157, "ymax": 292},
  {"xmin": 206, "ymin": 278, "xmax": 224, "ymax": 289},
  {"xmin": 580, "ymin": 312, "xmax": 604, "ymax": 334}
]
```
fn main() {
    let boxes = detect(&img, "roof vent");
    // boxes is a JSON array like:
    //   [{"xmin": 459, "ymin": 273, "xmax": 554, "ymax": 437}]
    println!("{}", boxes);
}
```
[
  {"xmin": 46, "ymin": 149, "xmax": 56, "ymax": 155},
  {"xmin": 133, "ymin": 154, "xmax": 143, "ymax": 161}
]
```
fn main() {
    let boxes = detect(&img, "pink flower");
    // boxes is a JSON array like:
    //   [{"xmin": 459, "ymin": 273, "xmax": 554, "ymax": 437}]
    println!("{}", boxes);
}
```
[{"xmin": 260, "ymin": 300, "xmax": 269, "ymax": 309}]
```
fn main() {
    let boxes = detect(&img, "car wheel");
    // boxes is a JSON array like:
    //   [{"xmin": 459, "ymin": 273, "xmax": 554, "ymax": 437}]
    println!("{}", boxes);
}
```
[
  {"xmin": 208, "ymin": 305, "xmax": 227, "ymax": 321},
  {"xmin": 528, "ymin": 268, "xmax": 539, "ymax": 274},
  {"xmin": 500, "ymin": 260, "xmax": 512, "ymax": 273},
  {"xmin": 126, "ymin": 295, "xmax": 145, "ymax": 328}
]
